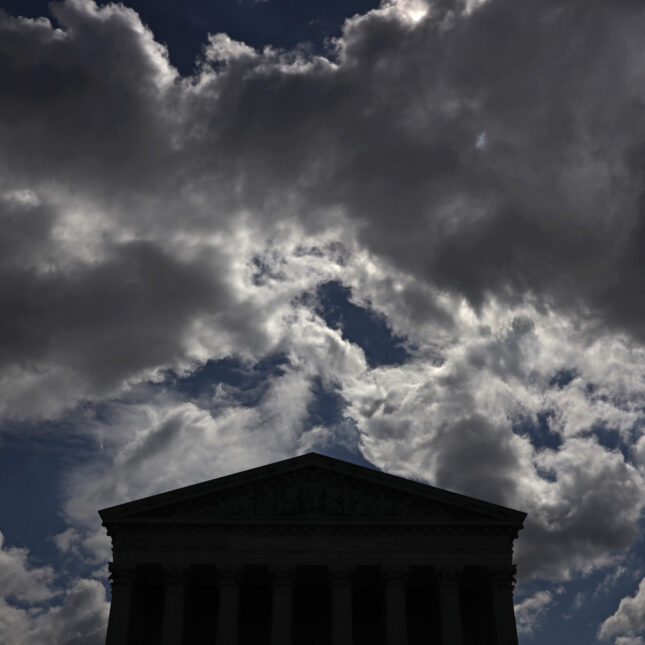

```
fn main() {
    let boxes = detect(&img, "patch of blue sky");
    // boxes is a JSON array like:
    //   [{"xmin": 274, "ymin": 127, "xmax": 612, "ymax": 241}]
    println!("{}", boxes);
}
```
[
  {"xmin": 315, "ymin": 281, "xmax": 411, "ymax": 368},
  {"xmin": 1, "ymin": 0, "xmax": 381, "ymax": 76},
  {"xmin": 301, "ymin": 376, "xmax": 376, "ymax": 469},
  {"xmin": 544, "ymin": 372, "xmax": 638, "ymax": 461},
  {"xmin": 583, "ymin": 423, "xmax": 629, "ymax": 460},
  {"xmin": 548, "ymin": 369, "xmax": 577, "ymax": 390},
  {"xmin": 305, "ymin": 376, "xmax": 345, "ymax": 428},
  {"xmin": 167, "ymin": 353, "xmax": 289, "ymax": 408},
  {"xmin": 0, "ymin": 420, "xmax": 99, "ymax": 581},
  {"xmin": 250, "ymin": 254, "xmax": 288, "ymax": 286},
  {"xmin": 513, "ymin": 411, "xmax": 563, "ymax": 451}
]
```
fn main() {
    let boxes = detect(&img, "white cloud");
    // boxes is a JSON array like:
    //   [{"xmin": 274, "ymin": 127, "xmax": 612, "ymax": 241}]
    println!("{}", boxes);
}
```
[
  {"xmin": 514, "ymin": 590, "xmax": 553, "ymax": 635},
  {"xmin": 0, "ymin": 533, "xmax": 108, "ymax": 645},
  {"xmin": 0, "ymin": 532, "xmax": 55, "ymax": 604},
  {"xmin": 0, "ymin": 578, "xmax": 109, "ymax": 645},
  {"xmin": 600, "ymin": 577, "xmax": 645, "ymax": 643}
]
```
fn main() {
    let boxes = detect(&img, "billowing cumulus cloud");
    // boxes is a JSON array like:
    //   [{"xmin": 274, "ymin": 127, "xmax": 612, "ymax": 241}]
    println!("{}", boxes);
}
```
[
  {"xmin": 338, "ymin": 301, "xmax": 645, "ymax": 580},
  {"xmin": 600, "ymin": 577, "xmax": 645, "ymax": 643},
  {"xmin": 0, "ymin": 532, "xmax": 108, "ymax": 645},
  {"xmin": 0, "ymin": 531, "xmax": 55, "ymax": 605},
  {"xmin": 2, "ymin": 0, "xmax": 645, "ymax": 640},
  {"xmin": 0, "ymin": 578, "xmax": 109, "ymax": 645}
]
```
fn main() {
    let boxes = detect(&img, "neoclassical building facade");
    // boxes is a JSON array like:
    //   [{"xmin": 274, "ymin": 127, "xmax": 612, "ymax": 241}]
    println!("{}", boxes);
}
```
[{"xmin": 100, "ymin": 453, "xmax": 526, "ymax": 645}]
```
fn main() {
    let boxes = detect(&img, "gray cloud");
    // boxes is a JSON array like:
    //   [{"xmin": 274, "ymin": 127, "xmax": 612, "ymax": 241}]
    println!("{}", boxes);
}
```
[
  {"xmin": 339, "ymin": 304, "xmax": 645, "ymax": 580},
  {"xmin": 0, "ymin": 229, "xmax": 233, "ymax": 418},
  {"xmin": 181, "ymin": 0, "xmax": 645, "ymax": 338},
  {"xmin": 0, "ymin": 2, "xmax": 176, "ymax": 196},
  {"xmin": 432, "ymin": 414, "xmax": 523, "ymax": 505},
  {"xmin": 3, "ymin": 0, "xmax": 645, "ymax": 409}
]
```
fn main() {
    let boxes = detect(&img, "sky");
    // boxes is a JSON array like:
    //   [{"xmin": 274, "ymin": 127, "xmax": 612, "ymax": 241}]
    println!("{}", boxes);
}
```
[{"xmin": 1, "ymin": 0, "xmax": 645, "ymax": 643}]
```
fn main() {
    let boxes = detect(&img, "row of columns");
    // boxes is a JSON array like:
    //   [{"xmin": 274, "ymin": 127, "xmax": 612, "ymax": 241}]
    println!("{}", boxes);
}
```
[{"xmin": 106, "ymin": 562, "xmax": 518, "ymax": 645}]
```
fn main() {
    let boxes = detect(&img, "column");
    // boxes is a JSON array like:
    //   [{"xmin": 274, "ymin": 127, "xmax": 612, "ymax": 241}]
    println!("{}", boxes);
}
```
[
  {"xmin": 270, "ymin": 567, "xmax": 295, "ymax": 645},
  {"xmin": 216, "ymin": 566, "xmax": 241, "ymax": 645},
  {"xmin": 161, "ymin": 565, "xmax": 189, "ymax": 645},
  {"xmin": 330, "ymin": 566, "xmax": 353, "ymax": 645},
  {"xmin": 491, "ymin": 565, "xmax": 519, "ymax": 645},
  {"xmin": 105, "ymin": 562, "xmax": 136, "ymax": 645},
  {"xmin": 383, "ymin": 567, "xmax": 408, "ymax": 645},
  {"xmin": 437, "ymin": 566, "xmax": 463, "ymax": 645}
]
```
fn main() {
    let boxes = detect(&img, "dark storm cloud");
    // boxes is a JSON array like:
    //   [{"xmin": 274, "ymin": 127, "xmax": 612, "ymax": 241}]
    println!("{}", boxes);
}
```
[
  {"xmin": 0, "ymin": 234, "xmax": 227, "ymax": 417},
  {"xmin": 0, "ymin": 193, "xmax": 56, "ymax": 270},
  {"xmin": 4, "ymin": 0, "xmax": 645, "ymax": 340},
  {"xmin": 181, "ymin": 0, "xmax": 645, "ymax": 337},
  {"xmin": 0, "ymin": 2, "xmax": 188, "ymax": 223},
  {"xmin": 432, "ymin": 414, "xmax": 522, "ymax": 505}
]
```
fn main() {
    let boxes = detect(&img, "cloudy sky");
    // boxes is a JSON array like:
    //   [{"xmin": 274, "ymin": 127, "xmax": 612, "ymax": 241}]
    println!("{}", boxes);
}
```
[{"xmin": 2, "ymin": 0, "xmax": 645, "ymax": 642}]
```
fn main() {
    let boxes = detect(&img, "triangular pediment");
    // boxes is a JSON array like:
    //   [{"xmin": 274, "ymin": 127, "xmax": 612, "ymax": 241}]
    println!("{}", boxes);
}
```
[{"xmin": 99, "ymin": 453, "xmax": 525, "ymax": 526}]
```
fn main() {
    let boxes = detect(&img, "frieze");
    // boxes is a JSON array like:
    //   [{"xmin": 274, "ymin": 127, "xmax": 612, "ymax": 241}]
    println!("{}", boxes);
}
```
[
  {"xmin": 113, "ymin": 532, "xmax": 230, "ymax": 551},
  {"xmin": 112, "ymin": 522, "xmax": 516, "ymax": 541},
  {"xmin": 112, "ymin": 530, "xmax": 510, "ymax": 555}
]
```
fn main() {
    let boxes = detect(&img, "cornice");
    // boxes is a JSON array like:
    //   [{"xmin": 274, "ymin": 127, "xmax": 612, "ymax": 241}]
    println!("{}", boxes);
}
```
[{"xmin": 104, "ymin": 521, "xmax": 521, "ymax": 539}]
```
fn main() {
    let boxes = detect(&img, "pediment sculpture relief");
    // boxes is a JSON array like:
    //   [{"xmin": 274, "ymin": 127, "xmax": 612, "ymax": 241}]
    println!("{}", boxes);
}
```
[{"xmin": 140, "ymin": 468, "xmax": 483, "ymax": 521}]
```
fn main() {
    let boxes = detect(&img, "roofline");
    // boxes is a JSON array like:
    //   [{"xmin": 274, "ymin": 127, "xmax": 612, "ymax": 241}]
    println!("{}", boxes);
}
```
[
  {"xmin": 101, "ymin": 518, "xmax": 524, "ymax": 529},
  {"xmin": 99, "ymin": 452, "xmax": 527, "ymax": 524}
]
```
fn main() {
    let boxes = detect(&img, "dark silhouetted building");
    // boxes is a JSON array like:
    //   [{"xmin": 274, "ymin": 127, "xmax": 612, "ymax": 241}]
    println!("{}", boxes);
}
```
[{"xmin": 100, "ymin": 452, "xmax": 526, "ymax": 645}]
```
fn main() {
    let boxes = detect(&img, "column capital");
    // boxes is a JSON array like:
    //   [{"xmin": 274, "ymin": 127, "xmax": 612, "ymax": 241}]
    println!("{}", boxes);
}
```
[
  {"xmin": 328, "ymin": 566, "xmax": 353, "ymax": 589},
  {"xmin": 436, "ymin": 565, "xmax": 461, "ymax": 589},
  {"xmin": 218, "ymin": 566, "xmax": 243, "ymax": 588},
  {"xmin": 490, "ymin": 565, "xmax": 517, "ymax": 591},
  {"xmin": 108, "ymin": 562, "xmax": 136, "ymax": 590},
  {"xmin": 382, "ymin": 566, "xmax": 408, "ymax": 589},
  {"xmin": 270, "ymin": 566, "xmax": 296, "ymax": 589},
  {"xmin": 163, "ymin": 564, "xmax": 190, "ymax": 587}
]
